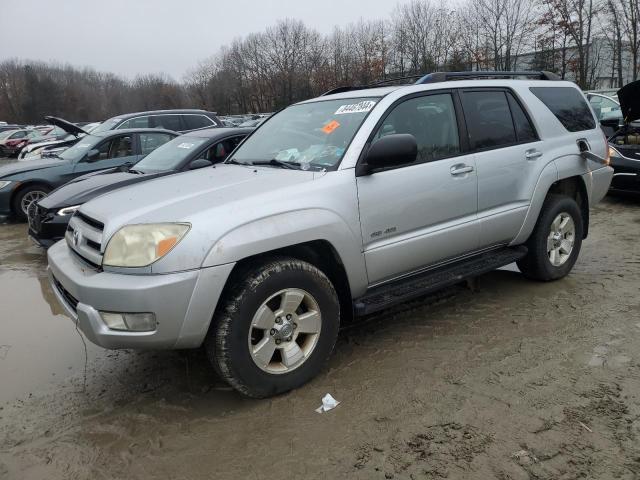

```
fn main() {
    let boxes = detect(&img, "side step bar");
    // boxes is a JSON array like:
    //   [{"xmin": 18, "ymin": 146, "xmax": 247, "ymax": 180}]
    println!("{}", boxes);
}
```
[{"xmin": 353, "ymin": 246, "xmax": 528, "ymax": 316}]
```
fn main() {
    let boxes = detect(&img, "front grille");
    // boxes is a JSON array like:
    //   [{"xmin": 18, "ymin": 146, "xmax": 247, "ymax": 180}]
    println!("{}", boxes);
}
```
[
  {"xmin": 52, "ymin": 274, "xmax": 78, "ymax": 312},
  {"xmin": 66, "ymin": 212, "xmax": 104, "ymax": 268}
]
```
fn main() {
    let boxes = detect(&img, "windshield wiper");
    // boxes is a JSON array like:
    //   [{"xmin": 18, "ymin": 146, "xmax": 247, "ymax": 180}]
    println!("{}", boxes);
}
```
[
  {"xmin": 251, "ymin": 159, "xmax": 301, "ymax": 170},
  {"xmin": 225, "ymin": 158, "xmax": 248, "ymax": 166}
]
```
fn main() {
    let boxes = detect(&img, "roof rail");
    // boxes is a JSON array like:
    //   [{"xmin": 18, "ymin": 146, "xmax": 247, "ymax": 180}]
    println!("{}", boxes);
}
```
[
  {"xmin": 415, "ymin": 71, "xmax": 560, "ymax": 84},
  {"xmin": 321, "ymin": 74, "xmax": 424, "ymax": 96}
]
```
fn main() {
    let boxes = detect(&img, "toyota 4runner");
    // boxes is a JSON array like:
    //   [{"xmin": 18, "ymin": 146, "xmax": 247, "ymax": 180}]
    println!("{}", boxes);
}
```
[{"xmin": 46, "ymin": 71, "xmax": 613, "ymax": 397}]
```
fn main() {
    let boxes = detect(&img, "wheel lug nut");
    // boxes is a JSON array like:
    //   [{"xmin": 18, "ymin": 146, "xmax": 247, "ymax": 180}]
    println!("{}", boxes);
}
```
[
  {"xmin": 275, "ymin": 317, "xmax": 282, "ymax": 324},
  {"xmin": 293, "ymin": 323, "xmax": 297, "ymax": 329},
  {"xmin": 270, "ymin": 328, "xmax": 276, "ymax": 335},
  {"xmin": 275, "ymin": 339, "xmax": 281, "ymax": 345},
  {"xmin": 286, "ymin": 314, "xmax": 292, "ymax": 320},
  {"xmin": 287, "ymin": 336, "xmax": 292, "ymax": 342}
]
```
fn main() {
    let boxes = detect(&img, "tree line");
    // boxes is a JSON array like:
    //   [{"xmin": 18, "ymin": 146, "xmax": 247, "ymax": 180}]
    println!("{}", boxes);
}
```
[{"xmin": 1, "ymin": 0, "xmax": 638, "ymax": 124}]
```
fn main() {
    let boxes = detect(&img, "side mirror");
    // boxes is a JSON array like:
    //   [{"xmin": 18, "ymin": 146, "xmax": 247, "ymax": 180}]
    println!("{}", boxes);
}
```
[
  {"xmin": 357, "ymin": 134, "xmax": 418, "ymax": 176},
  {"xmin": 85, "ymin": 148, "xmax": 100, "ymax": 162},
  {"xmin": 189, "ymin": 158, "xmax": 213, "ymax": 170}
]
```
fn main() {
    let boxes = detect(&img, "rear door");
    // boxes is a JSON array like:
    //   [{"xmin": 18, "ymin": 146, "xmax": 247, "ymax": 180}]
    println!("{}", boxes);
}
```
[
  {"xmin": 356, "ymin": 91, "xmax": 479, "ymax": 285},
  {"xmin": 459, "ymin": 89, "xmax": 541, "ymax": 249}
]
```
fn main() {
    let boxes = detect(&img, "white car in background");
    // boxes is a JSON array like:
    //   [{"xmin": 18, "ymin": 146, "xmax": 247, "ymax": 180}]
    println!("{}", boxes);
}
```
[{"xmin": 19, "ymin": 119, "xmax": 100, "ymax": 161}]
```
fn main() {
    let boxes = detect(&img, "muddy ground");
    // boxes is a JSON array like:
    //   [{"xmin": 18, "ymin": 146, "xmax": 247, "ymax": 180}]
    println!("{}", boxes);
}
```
[{"xmin": 0, "ymin": 191, "xmax": 639, "ymax": 480}]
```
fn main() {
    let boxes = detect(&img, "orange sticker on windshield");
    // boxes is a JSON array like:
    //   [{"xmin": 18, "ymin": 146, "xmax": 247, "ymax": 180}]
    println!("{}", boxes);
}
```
[{"xmin": 322, "ymin": 120, "xmax": 341, "ymax": 134}]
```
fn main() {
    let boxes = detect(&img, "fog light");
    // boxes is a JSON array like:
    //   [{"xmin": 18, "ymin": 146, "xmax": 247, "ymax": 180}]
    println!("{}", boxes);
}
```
[{"xmin": 99, "ymin": 312, "xmax": 156, "ymax": 332}]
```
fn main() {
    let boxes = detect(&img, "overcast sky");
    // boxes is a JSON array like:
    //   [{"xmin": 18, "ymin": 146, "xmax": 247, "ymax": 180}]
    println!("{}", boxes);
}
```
[{"xmin": 1, "ymin": 0, "xmax": 404, "ymax": 80}]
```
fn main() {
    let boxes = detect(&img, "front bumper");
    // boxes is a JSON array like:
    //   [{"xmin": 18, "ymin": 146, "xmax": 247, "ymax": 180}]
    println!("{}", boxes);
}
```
[
  {"xmin": 28, "ymin": 207, "xmax": 69, "ymax": 249},
  {"xmin": 47, "ymin": 240, "xmax": 235, "ymax": 350},
  {"xmin": 609, "ymin": 154, "xmax": 640, "ymax": 192},
  {"xmin": 0, "ymin": 186, "xmax": 14, "ymax": 216}
]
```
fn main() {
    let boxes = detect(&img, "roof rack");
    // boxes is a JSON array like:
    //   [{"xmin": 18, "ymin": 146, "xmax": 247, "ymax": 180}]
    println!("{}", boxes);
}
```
[{"xmin": 415, "ymin": 71, "xmax": 560, "ymax": 84}]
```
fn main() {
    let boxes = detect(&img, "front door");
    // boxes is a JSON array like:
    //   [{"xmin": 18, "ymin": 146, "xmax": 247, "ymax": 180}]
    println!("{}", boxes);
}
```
[
  {"xmin": 356, "ymin": 92, "xmax": 479, "ymax": 285},
  {"xmin": 73, "ymin": 134, "xmax": 138, "ymax": 177}
]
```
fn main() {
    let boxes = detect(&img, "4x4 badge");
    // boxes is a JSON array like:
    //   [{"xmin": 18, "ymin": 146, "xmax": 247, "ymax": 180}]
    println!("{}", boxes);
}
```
[{"xmin": 72, "ymin": 230, "xmax": 81, "ymax": 247}]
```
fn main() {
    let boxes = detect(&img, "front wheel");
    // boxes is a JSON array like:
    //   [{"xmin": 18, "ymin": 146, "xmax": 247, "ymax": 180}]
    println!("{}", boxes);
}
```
[
  {"xmin": 12, "ymin": 184, "xmax": 51, "ymax": 221},
  {"xmin": 517, "ymin": 194, "xmax": 583, "ymax": 281},
  {"xmin": 206, "ymin": 257, "xmax": 340, "ymax": 398}
]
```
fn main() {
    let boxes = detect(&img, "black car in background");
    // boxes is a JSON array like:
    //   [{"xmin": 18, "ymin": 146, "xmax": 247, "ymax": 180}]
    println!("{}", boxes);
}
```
[
  {"xmin": 29, "ymin": 127, "xmax": 252, "ymax": 247},
  {"xmin": 0, "ymin": 128, "xmax": 177, "ymax": 220},
  {"xmin": 91, "ymin": 109, "xmax": 222, "ymax": 134},
  {"xmin": 608, "ymin": 80, "xmax": 640, "ymax": 194}
]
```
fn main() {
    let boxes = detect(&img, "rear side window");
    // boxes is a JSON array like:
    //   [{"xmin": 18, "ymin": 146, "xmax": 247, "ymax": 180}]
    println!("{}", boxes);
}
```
[
  {"xmin": 530, "ymin": 87, "xmax": 596, "ymax": 131},
  {"xmin": 506, "ymin": 93, "xmax": 538, "ymax": 142},
  {"xmin": 460, "ymin": 91, "xmax": 516, "ymax": 150},
  {"xmin": 183, "ymin": 115, "xmax": 214, "ymax": 130},
  {"xmin": 120, "ymin": 117, "xmax": 150, "ymax": 129},
  {"xmin": 139, "ymin": 132, "xmax": 174, "ymax": 155},
  {"xmin": 150, "ymin": 115, "xmax": 183, "ymax": 132}
]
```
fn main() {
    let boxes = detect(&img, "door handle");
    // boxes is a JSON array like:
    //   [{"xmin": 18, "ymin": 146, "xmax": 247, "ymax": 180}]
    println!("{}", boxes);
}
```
[
  {"xmin": 450, "ymin": 164, "xmax": 474, "ymax": 175},
  {"xmin": 525, "ymin": 149, "xmax": 543, "ymax": 160}
]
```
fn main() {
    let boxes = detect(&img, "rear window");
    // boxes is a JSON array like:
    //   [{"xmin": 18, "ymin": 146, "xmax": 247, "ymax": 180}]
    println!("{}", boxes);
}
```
[
  {"xmin": 183, "ymin": 115, "xmax": 214, "ymax": 130},
  {"xmin": 530, "ymin": 87, "xmax": 596, "ymax": 132}
]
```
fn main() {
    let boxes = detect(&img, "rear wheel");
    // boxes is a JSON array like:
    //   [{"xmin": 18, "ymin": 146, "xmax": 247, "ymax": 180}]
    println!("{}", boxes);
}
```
[
  {"xmin": 206, "ymin": 257, "xmax": 340, "ymax": 398},
  {"xmin": 12, "ymin": 184, "xmax": 50, "ymax": 221},
  {"xmin": 517, "ymin": 194, "xmax": 583, "ymax": 281}
]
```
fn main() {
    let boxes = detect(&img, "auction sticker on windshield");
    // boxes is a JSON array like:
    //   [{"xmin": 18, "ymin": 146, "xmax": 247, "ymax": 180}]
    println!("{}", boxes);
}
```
[
  {"xmin": 322, "ymin": 120, "xmax": 341, "ymax": 134},
  {"xmin": 335, "ymin": 100, "xmax": 376, "ymax": 115}
]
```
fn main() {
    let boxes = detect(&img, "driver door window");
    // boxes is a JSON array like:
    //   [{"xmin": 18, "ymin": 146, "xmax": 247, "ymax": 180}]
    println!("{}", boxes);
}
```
[
  {"xmin": 199, "ymin": 136, "xmax": 244, "ymax": 163},
  {"xmin": 94, "ymin": 135, "xmax": 133, "ymax": 160}
]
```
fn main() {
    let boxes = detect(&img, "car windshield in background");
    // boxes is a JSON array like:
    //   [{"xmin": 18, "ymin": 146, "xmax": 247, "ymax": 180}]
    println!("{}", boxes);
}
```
[
  {"xmin": 57, "ymin": 135, "xmax": 100, "ymax": 161},
  {"xmin": 90, "ymin": 118, "xmax": 120, "ymax": 134},
  {"xmin": 134, "ymin": 136, "xmax": 209, "ymax": 173},
  {"xmin": 228, "ymin": 98, "xmax": 377, "ymax": 170},
  {"xmin": 0, "ymin": 130, "xmax": 16, "ymax": 139}
]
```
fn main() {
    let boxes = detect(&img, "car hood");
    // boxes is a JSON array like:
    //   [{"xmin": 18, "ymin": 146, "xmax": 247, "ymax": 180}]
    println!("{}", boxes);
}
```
[
  {"xmin": 44, "ymin": 116, "xmax": 87, "ymax": 136},
  {"xmin": 0, "ymin": 157, "xmax": 68, "ymax": 178},
  {"xmin": 617, "ymin": 80, "xmax": 640, "ymax": 123},
  {"xmin": 81, "ymin": 164, "xmax": 318, "ymax": 239},
  {"xmin": 40, "ymin": 171, "xmax": 165, "ymax": 210}
]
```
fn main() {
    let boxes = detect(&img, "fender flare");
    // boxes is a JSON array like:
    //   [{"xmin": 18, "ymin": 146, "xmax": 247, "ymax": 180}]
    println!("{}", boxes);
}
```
[{"xmin": 201, "ymin": 208, "xmax": 369, "ymax": 297}]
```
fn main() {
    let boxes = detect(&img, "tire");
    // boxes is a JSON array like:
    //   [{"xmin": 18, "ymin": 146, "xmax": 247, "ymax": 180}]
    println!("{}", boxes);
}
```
[
  {"xmin": 517, "ymin": 194, "xmax": 583, "ymax": 281},
  {"xmin": 12, "ymin": 184, "xmax": 51, "ymax": 221},
  {"xmin": 206, "ymin": 257, "xmax": 340, "ymax": 398}
]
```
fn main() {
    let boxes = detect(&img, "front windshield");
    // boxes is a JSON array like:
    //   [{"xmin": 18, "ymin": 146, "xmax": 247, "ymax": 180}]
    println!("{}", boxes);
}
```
[
  {"xmin": 90, "ymin": 118, "xmax": 121, "ymax": 134},
  {"xmin": 0, "ymin": 130, "xmax": 17, "ymax": 140},
  {"xmin": 58, "ymin": 134, "xmax": 100, "ymax": 161},
  {"xmin": 228, "ymin": 97, "xmax": 378, "ymax": 170},
  {"xmin": 135, "ymin": 136, "xmax": 209, "ymax": 173}
]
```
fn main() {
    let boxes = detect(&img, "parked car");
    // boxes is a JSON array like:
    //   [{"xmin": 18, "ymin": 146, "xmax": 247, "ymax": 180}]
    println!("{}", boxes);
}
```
[
  {"xmin": 29, "ymin": 127, "xmax": 252, "ymax": 248},
  {"xmin": 0, "ymin": 124, "xmax": 24, "ymax": 134},
  {"xmin": 91, "ymin": 109, "xmax": 221, "ymax": 134},
  {"xmin": 0, "ymin": 128, "xmax": 177, "ymax": 220},
  {"xmin": 585, "ymin": 92, "xmax": 623, "ymax": 136},
  {"xmin": 608, "ymin": 80, "xmax": 640, "ymax": 193},
  {"xmin": 239, "ymin": 118, "xmax": 266, "ymax": 127},
  {"xmin": 19, "ymin": 117, "xmax": 91, "ymax": 160},
  {"xmin": 0, "ymin": 129, "xmax": 49, "ymax": 157},
  {"xmin": 47, "ymin": 71, "xmax": 612, "ymax": 398}
]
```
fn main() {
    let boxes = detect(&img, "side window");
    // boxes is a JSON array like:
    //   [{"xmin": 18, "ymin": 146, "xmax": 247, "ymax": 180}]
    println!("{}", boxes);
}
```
[
  {"xmin": 93, "ymin": 135, "xmax": 133, "ymax": 160},
  {"xmin": 183, "ymin": 115, "xmax": 214, "ymax": 131},
  {"xmin": 11, "ymin": 131, "xmax": 27, "ymax": 139},
  {"xmin": 200, "ymin": 136, "xmax": 243, "ymax": 163},
  {"xmin": 460, "ymin": 91, "xmax": 516, "ymax": 150},
  {"xmin": 150, "ymin": 115, "xmax": 182, "ymax": 131},
  {"xmin": 506, "ymin": 93, "xmax": 538, "ymax": 143},
  {"xmin": 139, "ymin": 133, "xmax": 174, "ymax": 156},
  {"xmin": 120, "ymin": 117, "xmax": 150, "ymax": 129},
  {"xmin": 374, "ymin": 93, "xmax": 460, "ymax": 164},
  {"xmin": 530, "ymin": 87, "xmax": 596, "ymax": 131}
]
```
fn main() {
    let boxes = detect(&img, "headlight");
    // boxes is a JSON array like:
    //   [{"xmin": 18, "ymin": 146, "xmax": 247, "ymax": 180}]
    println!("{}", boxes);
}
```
[
  {"xmin": 0, "ymin": 180, "xmax": 11, "ymax": 191},
  {"xmin": 103, "ymin": 223, "xmax": 190, "ymax": 267},
  {"xmin": 57, "ymin": 205, "xmax": 80, "ymax": 216}
]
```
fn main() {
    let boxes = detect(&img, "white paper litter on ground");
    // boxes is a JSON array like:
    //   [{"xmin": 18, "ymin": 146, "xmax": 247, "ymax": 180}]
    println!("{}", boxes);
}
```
[{"xmin": 315, "ymin": 393, "xmax": 340, "ymax": 413}]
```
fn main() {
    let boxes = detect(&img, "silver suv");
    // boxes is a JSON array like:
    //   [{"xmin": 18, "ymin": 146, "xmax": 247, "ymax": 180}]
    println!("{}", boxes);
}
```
[{"xmin": 47, "ymin": 72, "xmax": 613, "ymax": 397}]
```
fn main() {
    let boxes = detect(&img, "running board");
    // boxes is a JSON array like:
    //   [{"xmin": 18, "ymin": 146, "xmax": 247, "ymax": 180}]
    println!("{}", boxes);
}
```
[{"xmin": 353, "ymin": 246, "xmax": 528, "ymax": 316}]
